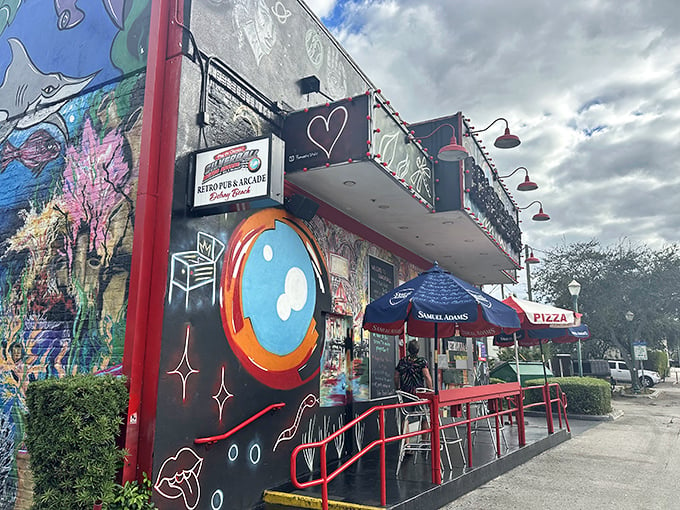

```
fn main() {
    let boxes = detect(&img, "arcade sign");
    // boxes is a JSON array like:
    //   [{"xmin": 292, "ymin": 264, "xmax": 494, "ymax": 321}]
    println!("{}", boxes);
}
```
[{"xmin": 189, "ymin": 134, "xmax": 285, "ymax": 215}]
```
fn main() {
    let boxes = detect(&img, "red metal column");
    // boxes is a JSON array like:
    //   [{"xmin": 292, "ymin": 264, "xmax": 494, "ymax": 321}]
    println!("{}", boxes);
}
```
[
  {"xmin": 122, "ymin": 0, "xmax": 183, "ymax": 482},
  {"xmin": 429, "ymin": 393, "xmax": 442, "ymax": 484},
  {"xmin": 543, "ymin": 383, "xmax": 554, "ymax": 434},
  {"xmin": 517, "ymin": 392, "xmax": 526, "ymax": 447}
]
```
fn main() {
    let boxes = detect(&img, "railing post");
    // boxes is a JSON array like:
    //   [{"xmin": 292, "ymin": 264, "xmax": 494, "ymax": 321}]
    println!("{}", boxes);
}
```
[
  {"xmin": 466, "ymin": 402, "xmax": 473, "ymax": 468},
  {"xmin": 429, "ymin": 393, "xmax": 442, "ymax": 484},
  {"xmin": 543, "ymin": 382, "xmax": 554, "ymax": 434},
  {"xmin": 517, "ymin": 390, "xmax": 526, "ymax": 447},
  {"xmin": 494, "ymin": 400, "xmax": 501, "ymax": 457},
  {"xmin": 379, "ymin": 407, "xmax": 386, "ymax": 506},
  {"xmin": 320, "ymin": 445, "xmax": 328, "ymax": 510}
]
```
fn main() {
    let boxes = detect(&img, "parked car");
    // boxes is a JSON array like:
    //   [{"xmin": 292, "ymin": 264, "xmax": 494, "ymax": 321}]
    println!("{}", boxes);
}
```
[{"xmin": 608, "ymin": 360, "xmax": 661, "ymax": 387}]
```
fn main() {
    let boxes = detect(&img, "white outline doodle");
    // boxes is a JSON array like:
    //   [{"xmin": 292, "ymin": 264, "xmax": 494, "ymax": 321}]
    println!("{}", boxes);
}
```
[
  {"xmin": 212, "ymin": 365, "xmax": 234, "ymax": 421},
  {"xmin": 306, "ymin": 106, "xmax": 348, "ymax": 159},
  {"xmin": 271, "ymin": 1, "xmax": 292, "ymax": 23},
  {"xmin": 249, "ymin": 443, "xmax": 262, "ymax": 465},
  {"xmin": 154, "ymin": 447, "xmax": 204, "ymax": 510},
  {"xmin": 167, "ymin": 325, "xmax": 199, "ymax": 402},
  {"xmin": 228, "ymin": 444, "xmax": 239, "ymax": 462},
  {"xmin": 302, "ymin": 415, "xmax": 316, "ymax": 471},
  {"xmin": 211, "ymin": 489, "xmax": 224, "ymax": 510},
  {"xmin": 272, "ymin": 393, "xmax": 319, "ymax": 451}
]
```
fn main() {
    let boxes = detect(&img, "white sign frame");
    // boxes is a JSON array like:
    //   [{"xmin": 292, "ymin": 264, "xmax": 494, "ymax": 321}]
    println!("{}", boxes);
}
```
[{"xmin": 190, "ymin": 134, "xmax": 284, "ymax": 215}]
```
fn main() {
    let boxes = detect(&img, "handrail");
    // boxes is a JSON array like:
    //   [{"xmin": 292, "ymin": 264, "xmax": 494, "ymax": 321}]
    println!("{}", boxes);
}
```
[
  {"xmin": 291, "ymin": 399, "xmax": 429, "ymax": 509},
  {"xmin": 194, "ymin": 402, "xmax": 285, "ymax": 445},
  {"xmin": 289, "ymin": 381, "xmax": 569, "ymax": 510}
]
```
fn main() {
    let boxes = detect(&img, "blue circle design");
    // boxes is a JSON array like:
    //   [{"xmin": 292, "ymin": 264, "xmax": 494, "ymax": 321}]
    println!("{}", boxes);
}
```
[{"xmin": 242, "ymin": 220, "xmax": 316, "ymax": 355}]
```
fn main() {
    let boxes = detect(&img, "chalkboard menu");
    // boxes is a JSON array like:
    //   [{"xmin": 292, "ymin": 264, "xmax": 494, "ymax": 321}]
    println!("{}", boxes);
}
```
[{"xmin": 368, "ymin": 256, "xmax": 396, "ymax": 399}]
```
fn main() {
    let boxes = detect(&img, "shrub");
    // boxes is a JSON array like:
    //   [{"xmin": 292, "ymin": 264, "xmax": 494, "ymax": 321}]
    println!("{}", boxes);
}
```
[
  {"xmin": 524, "ymin": 376, "xmax": 612, "ymax": 416},
  {"xmin": 644, "ymin": 350, "xmax": 669, "ymax": 378},
  {"xmin": 25, "ymin": 374, "xmax": 128, "ymax": 510},
  {"xmin": 109, "ymin": 474, "xmax": 156, "ymax": 510}
]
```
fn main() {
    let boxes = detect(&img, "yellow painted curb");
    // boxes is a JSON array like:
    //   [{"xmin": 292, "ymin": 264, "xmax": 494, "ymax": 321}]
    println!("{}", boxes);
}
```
[{"xmin": 263, "ymin": 490, "xmax": 384, "ymax": 510}]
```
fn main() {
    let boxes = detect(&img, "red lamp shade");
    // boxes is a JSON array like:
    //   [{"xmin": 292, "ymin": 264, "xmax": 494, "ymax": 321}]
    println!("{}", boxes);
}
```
[
  {"xmin": 494, "ymin": 127, "xmax": 521, "ymax": 149},
  {"xmin": 438, "ymin": 138, "xmax": 469, "ymax": 161},
  {"xmin": 517, "ymin": 175, "xmax": 538, "ymax": 191},
  {"xmin": 532, "ymin": 207, "xmax": 550, "ymax": 221},
  {"xmin": 525, "ymin": 251, "xmax": 540, "ymax": 264}
]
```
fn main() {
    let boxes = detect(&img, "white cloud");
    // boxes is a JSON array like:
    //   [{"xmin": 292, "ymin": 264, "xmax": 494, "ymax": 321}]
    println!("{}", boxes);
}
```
[
  {"xmin": 304, "ymin": 0, "xmax": 338, "ymax": 19},
  {"xmin": 307, "ymin": 0, "xmax": 680, "ymax": 296}
]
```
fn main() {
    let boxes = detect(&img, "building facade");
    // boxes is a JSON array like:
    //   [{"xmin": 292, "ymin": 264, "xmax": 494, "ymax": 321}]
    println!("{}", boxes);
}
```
[{"xmin": 0, "ymin": 1, "xmax": 523, "ymax": 509}]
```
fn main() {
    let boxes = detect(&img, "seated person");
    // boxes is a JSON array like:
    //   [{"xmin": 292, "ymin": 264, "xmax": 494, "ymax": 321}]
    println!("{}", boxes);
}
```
[{"xmin": 395, "ymin": 340, "xmax": 433, "ymax": 395}]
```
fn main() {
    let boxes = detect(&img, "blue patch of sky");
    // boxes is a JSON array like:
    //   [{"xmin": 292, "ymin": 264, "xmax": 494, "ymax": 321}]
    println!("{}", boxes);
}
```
[
  {"xmin": 321, "ymin": 0, "xmax": 364, "ymax": 32},
  {"xmin": 582, "ymin": 125, "xmax": 606, "ymax": 136},
  {"xmin": 577, "ymin": 98, "xmax": 603, "ymax": 115}
]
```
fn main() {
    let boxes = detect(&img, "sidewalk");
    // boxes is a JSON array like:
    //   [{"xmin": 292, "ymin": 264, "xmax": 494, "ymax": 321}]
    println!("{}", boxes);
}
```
[{"xmin": 439, "ymin": 378, "xmax": 680, "ymax": 509}]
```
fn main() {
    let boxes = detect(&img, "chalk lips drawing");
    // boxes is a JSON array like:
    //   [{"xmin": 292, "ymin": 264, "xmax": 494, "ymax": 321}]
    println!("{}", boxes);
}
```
[
  {"xmin": 154, "ymin": 447, "xmax": 204, "ymax": 510},
  {"xmin": 0, "ymin": 129, "xmax": 60, "ymax": 175},
  {"xmin": 306, "ymin": 106, "xmax": 348, "ymax": 160}
]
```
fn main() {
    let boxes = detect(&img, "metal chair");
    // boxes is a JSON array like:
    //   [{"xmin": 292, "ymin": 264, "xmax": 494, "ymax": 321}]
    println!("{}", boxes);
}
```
[
  {"xmin": 470, "ymin": 400, "xmax": 509, "ymax": 453},
  {"xmin": 395, "ymin": 390, "xmax": 462, "ymax": 475},
  {"xmin": 415, "ymin": 388, "xmax": 466, "ymax": 469}
]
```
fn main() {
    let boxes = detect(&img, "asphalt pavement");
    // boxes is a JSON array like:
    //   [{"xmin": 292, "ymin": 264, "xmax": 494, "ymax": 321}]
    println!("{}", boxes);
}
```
[{"xmin": 439, "ymin": 368, "xmax": 680, "ymax": 510}]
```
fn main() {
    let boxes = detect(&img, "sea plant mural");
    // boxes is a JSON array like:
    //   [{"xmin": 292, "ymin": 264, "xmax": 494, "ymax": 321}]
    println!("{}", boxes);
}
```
[{"xmin": 0, "ymin": 75, "xmax": 144, "ymax": 509}]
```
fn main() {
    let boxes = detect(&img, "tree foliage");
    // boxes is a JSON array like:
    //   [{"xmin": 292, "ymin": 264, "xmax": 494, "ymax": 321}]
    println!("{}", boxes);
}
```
[{"xmin": 531, "ymin": 240, "xmax": 680, "ymax": 371}]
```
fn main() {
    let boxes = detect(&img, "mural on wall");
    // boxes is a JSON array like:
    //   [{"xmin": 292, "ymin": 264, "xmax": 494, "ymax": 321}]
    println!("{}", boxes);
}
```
[
  {"xmin": 0, "ymin": 2, "xmax": 151, "ymax": 508},
  {"xmin": 308, "ymin": 216, "xmax": 421, "ymax": 402},
  {"xmin": 319, "ymin": 314, "xmax": 350, "ymax": 407},
  {"xmin": 220, "ymin": 208, "xmax": 331, "ymax": 390},
  {"xmin": 154, "ymin": 208, "xmax": 422, "ymax": 509}
]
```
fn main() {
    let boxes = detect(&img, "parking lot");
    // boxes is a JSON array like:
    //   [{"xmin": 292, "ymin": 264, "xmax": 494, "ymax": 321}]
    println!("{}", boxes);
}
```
[{"xmin": 440, "ymin": 369, "xmax": 680, "ymax": 510}]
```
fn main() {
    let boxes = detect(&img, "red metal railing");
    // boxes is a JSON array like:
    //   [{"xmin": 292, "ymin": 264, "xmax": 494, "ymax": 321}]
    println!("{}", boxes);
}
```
[
  {"xmin": 290, "ymin": 381, "xmax": 569, "ymax": 510},
  {"xmin": 195, "ymin": 403, "xmax": 285, "ymax": 445},
  {"xmin": 291, "ymin": 400, "xmax": 426, "ymax": 509},
  {"xmin": 523, "ymin": 382, "xmax": 570, "ymax": 434}
]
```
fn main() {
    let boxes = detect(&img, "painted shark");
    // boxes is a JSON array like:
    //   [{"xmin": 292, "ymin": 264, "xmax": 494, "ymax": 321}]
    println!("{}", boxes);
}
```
[{"xmin": 0, "ymin": 38, "xmax": 97, "ymax": 145}]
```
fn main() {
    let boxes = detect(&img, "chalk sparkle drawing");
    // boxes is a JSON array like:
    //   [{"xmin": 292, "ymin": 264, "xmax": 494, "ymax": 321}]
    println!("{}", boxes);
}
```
[
  {"xmin": 272, "ymin": 393, "xmax": 319, "ymax": 451},
  {"xmin": 212, "ymin": 365, "xmax": 234, "ymax": 422},
  {"xmin": 167, "ymin": 325, "xmax": 199, "ymax": 402},
  {"xmin": 154, "ymin": 447, "xmax": 204, "ymax": 510},
  {"xmin": 306, "ymin": 106, "xmax": 348, "ymax": 159}
]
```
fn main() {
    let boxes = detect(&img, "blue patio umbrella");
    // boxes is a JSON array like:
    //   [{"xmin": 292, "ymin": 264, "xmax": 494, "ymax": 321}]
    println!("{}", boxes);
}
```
[
  {"xmin": 494, "ymin": 324, "xmax": 591, "ymax": 385},
  {"xmin": 363, "ymin": 263, "xmax": 520, "ymax": 392},
  {"xmin": 493, "ymin": 324, "xmax": 591, "ymax": 348}
]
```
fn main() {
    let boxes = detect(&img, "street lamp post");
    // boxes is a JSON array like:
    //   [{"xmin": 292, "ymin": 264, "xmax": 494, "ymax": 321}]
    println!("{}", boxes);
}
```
[
  {"xmin": 568, "ymin": 279, "xmax": 582, "ymax": 377},
  {"xmin": 626, "ymin": 310, "xmax": 639, "ymax": 392}
]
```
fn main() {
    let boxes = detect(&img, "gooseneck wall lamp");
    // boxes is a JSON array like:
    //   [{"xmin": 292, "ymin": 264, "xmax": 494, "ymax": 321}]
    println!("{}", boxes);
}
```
[
  {"xmin": 498, "ymin": 166, "xmax": 538, "ymax": 191},
  {"xmin": 411, "ymin": 123, "xmax": 469, "ymax": 162},
  {"xmin": 518, "ymin": 200, "xmax": 550, "ymax": 221},
  {"xmin": 467, "ymin": 117, "xmax": 521, "ymax": 149}
]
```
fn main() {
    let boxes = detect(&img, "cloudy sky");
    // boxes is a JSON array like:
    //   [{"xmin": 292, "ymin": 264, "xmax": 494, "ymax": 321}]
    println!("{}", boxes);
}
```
[{"xmin": 305, "ymin": 0, "xmax": 680, "ymax": 267}]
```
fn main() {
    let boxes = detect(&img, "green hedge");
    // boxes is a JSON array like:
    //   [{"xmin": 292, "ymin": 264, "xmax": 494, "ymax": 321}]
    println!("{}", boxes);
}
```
[
  {"xmin": 524, "ymin": 377, "xmax": 612, "ymax": 416},
  {"xmin": 25, "ymin": 374, "xmax": 128, "ymax": 510},
  {"xmin": 644, "ymin": 350, "xmax": 669, "ymax": 378}
]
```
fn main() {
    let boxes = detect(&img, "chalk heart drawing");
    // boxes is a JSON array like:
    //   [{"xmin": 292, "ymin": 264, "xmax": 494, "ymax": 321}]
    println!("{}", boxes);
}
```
[{"xmin": 306, "ymin": 106, "xmax": 348, "ymax": 159}]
